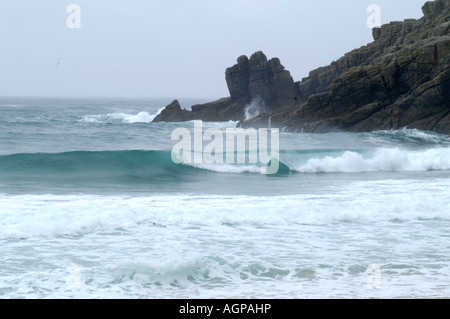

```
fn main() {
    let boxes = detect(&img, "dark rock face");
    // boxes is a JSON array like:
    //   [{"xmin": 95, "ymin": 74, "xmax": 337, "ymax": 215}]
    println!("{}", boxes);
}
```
[
  {"xmin": 423, "ymin": 0, "xmax": 450, "ymax": 18},
  {"xmin": 153, "ymin": 97, "xmax": 243, "ymax": 122},
  {"xmin": 241, "ymin": 0, "xmax": 450, "ymax": 134},
  {"xmin": 153, "ymin": 100, "xmax": 189, "ymax": 122},
  {"xmin": 225, "ymin": 55, "xmax": 250, "ymax": 102},
  {"xmin": 155, "ymin": 0, "xmax": 449, "ymax": 134},
  {"xmin": 230, "ymin": 51, "xmax": 297, "ymax": 112},
  {"xmin": 153, "ymin": 51, "xmax": 297, "ymax": 122}
]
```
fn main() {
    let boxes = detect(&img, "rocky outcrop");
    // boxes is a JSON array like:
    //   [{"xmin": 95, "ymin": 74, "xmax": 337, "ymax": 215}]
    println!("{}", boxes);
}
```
[
  {"xmin": 155, "ymin": 0, "xmax": 450, "ymax": 134},
  {"xmin": 240, "ymin": 0, "xmax": 450, "ymax": 134},
  {"xmin": 153, "ymin": 51, "xmax": 297, "ymax": 122},
  {"xmin": 153, "ymin": 98, "xmax": 240, "ymax": 122},
  {"xmin": 227, "ymin": 52, "xmax": 297, "ymax": 112}
]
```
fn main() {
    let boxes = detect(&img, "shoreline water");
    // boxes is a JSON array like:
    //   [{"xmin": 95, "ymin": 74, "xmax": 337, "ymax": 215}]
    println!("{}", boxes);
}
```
[{"xmin": 0, "ymin": 97, "xmax": 449, "ymax": 299}]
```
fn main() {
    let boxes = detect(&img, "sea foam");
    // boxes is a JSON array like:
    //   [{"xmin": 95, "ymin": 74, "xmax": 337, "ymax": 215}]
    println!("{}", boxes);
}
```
[
  {"xmin": 295, "ymin": 147, "xmax": 450, "ymax": 173},
  {"xmin": 81, "ymin": 108, "xmax": 165, "ymax": 124},
  {"xmin": 1, "ymin": 179, "xmax": 449, "ymax": 239}
]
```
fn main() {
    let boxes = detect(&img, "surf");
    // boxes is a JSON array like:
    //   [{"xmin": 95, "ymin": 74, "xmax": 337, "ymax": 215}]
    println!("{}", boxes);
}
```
[
  {"xmin": 80, "ymin": 108, "xmax": 165, "ymax": 124},
  {"xmin": 293, "ymin": 147, "xmax": 450, "ymax": 173},
  {"xmin": 1, "ymin": 147, "xmax": 450, "ymax": 181}
]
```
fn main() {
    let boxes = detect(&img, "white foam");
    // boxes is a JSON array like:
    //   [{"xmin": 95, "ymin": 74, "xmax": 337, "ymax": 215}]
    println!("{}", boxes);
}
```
[
  {"xmin": 1, "ymin": 182, "xmax": 450, "ymax": 298},
  {"xmin": 81, "ymin": 108, "xmax": 165, "ymax": 124},
  {"xmin": 188, "ymin": 162, "xmax": 261, "ymax": 174},
  {"xmin": 295, "ymin": 148, "xmax": 450, "ymax": 173},
  {"xmin": 1, "ymin": 178, "xmax": 449, "ymax": 239}
]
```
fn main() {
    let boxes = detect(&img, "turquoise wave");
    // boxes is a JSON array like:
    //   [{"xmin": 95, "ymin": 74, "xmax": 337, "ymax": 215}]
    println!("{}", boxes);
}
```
[
  {"xmin": 0, "ymin": 150, "xmax": 204, "ymax": 182},
  {"xmin": 1, "ymin": 146, "xmax": 449, "ymax": 185}
]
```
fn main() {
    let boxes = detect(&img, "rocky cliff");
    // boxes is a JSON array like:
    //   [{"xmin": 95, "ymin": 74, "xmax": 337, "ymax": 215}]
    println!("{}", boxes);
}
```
[
  {"xmin": 154, "ymin": 0, "xmax": 450, "ymax": 134},
  {"xmin": 242, "ymin": 0, "xmax": 450, "ymax": 133}
]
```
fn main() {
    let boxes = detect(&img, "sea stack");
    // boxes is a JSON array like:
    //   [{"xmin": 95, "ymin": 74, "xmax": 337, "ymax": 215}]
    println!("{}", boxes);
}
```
[{"xmin": 153, "ymin": 51, "xmax": 298, "ymax": 123}]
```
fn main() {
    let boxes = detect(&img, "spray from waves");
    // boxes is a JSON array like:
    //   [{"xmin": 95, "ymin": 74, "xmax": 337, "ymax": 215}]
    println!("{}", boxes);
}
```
[
  {"xmin": 294, "ymin": 147, "xmax": 450, "ymax": 173},
  {"xmin": 80, "ymin": 108, "xmax": 165, "ymax": 124},
  {"xmin": 244, "ymin": 97, "xmax": 267, "ymax": 120}
]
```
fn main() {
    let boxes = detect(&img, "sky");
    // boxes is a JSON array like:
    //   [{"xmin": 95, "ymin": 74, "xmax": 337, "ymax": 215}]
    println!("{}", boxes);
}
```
[{"xmin": 0, "ymin": 0, "xmax": 427, "ymax": 99}]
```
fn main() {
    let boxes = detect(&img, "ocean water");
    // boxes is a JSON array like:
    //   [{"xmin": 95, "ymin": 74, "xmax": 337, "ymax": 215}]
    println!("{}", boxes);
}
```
[{"xmin": 0, "ymin": 97, "xmax": 450, "ymax": 299}]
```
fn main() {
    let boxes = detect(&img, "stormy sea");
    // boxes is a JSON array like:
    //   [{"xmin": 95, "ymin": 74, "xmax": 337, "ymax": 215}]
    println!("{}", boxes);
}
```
[{"xmin": 1, "ymin": 97, "xmax": 449, "ymax": 298}]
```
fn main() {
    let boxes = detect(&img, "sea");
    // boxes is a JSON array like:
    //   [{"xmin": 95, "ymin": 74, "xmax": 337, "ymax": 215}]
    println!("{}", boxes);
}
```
[{"xmin": 0, "ymin": 97, "xmax": 449, "ymax": 299}]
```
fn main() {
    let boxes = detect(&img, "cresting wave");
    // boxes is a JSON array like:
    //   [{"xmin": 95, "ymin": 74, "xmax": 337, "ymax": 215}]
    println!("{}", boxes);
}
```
[
  {"xmin": 293, "ymin": 147, "xmax": 450, "ymax": 173},
  {"xmin": 1, "ymin": 148, "xmax": 450, "ymax": 180}
]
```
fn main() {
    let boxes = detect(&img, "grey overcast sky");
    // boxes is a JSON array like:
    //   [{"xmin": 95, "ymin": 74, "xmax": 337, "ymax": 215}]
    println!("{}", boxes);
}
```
[{"xmin": 0, "ymin": 0, "xmax": 427, "ymax": 99}]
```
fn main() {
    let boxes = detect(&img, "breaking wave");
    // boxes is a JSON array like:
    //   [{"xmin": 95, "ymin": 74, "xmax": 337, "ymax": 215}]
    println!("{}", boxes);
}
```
[
  {"xmin": 294, "ymin": 148, "xmax": 450, "ymax": 173},
  {"xmin": 80, "ymin": 108, "xmax": 164, "ymax": 124}
]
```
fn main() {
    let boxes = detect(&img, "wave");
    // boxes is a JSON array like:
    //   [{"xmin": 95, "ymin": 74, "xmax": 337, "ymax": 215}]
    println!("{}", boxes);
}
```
[
  {"xmin": 1, "ymin": 147, "xmax": 449, "ymax": 184},
  {"xmin": 0, "ymin": 150, "xmax": 201, "ymax": 180},
  {"xmin": 1, "ymin": 183, "xmax": 450, "ymax": 238},
  {"xmin": 80, "ymin": 108, "xmax": 164, "ymax": 124},
  {"xmin": 190, "ymin": 162, "xmax": 261, "ymax": 174},
  {"xmin": 293, "ymin": 147, "xmax": 450, "ymax": 173},
  {"xmin": 0, "ymin": 149, "xmax": 295, "ymax": 179},
  {"xmin": 363, "ymin": 128, "xmax": 450, "ymax": 146}
]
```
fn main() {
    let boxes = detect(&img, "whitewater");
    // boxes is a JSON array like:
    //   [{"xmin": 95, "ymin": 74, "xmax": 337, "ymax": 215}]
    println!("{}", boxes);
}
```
[{"xmin": 0, "ymin": 97, "xmax": 449, "ymax": 298}]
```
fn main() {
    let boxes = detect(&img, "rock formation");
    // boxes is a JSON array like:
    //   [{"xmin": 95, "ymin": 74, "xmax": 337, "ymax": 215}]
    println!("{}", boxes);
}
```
[
  {"xmin": 241, "ymin": 0, "xmax": 450, "ymax": 134},
  {"xmin": 154, "ymin": 0, "xmax": 450, "ymax": 134},
  {"xmin": 153, "ymin": 51, "xmax": 297, "ymax": 122}
]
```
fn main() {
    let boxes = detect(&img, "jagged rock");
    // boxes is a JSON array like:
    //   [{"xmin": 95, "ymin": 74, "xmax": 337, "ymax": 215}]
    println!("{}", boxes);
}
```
[
  {"xmin": 246, "ymin": 52, "xmax": 297, "ymax": 111},
  {"xmin": 240, "ymin": 0, "xmax": 450, "ymax": 134},
  {"xmin": 153, "ymin": 97, "xmax": 245, "ymax": 122},
  {"xmin": 153, "ymin": 51, "xmax": 297, "ymax": 122},
  {"xmin": 423, "ymin": 0, "xmax": 450, "ymax": 18},
  {"xmin": 155, "ymin": 0, "xmax": 449, "ymax": 134},
  {"xmin": 153, "ymin": 100, "xmax": 190, "ymax": 122},
  {"xmin": 225, "ymin": 55, "xmax": 250, "ymax": 102}
]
